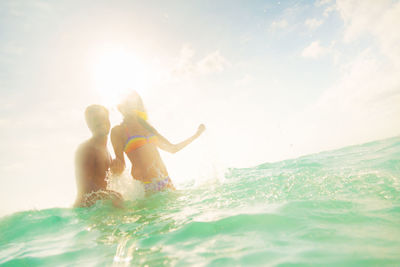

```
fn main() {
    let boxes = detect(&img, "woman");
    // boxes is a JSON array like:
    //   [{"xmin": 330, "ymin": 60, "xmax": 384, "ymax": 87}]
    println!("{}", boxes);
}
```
[{"xmin": 110, "ymin": 91, "xmax": 205, "ymax": 193}]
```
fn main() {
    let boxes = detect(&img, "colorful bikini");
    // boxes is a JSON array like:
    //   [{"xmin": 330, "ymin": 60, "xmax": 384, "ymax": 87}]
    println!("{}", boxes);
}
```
[
  {"xmin": 124, "ymin": 131, "xmax": 158, "ymax": 154},
  {"xmin": 143, "ymin": 176, "xmax": 174, "ymax": 193}
]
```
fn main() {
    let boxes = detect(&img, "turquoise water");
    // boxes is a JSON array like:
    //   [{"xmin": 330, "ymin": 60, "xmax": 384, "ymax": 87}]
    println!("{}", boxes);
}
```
[{"xmin": 1, "ymin": 137, "xmax": 400, "ymax": 266}]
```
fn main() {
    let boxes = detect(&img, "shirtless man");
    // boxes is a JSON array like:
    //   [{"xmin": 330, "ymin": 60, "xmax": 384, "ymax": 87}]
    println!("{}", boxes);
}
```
[{"xmin": 73, "ymin": 105, "xmax": 122, "ymax": 207}]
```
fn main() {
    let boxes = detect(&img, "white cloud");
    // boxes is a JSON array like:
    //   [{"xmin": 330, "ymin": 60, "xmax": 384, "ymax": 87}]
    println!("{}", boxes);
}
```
[
  {"xmin": 315, "ymin": 0, "xmax": 332, "ymax": 7},
  {"xmin": 314, "ymin": 0, "xmax": 336, "ymax": 17},
  {"xmin": 172, "ymin": 46, "xmax": 230, "ymax": 77},
  {"xmin": 270, "ymin": 19, "xmax": 288, "ymax": 30},
  {"xmin": 173, "ymin": 45, "xmax": 196, "ymax": 76},
  {"xmin": 336, "ymin": 0, "xmax": 393, "ymax": 42},
  {"xmin": 301, "ymin": 41, "xmax": 329, "ymax": 59},
  {"xmin": 305, "ymin": 18, "xmax": 323, "ymax": 30},
  {"xmin": 307, "ymin": 49, "xmax": 400, "ymax": 142},
  {"xmin": 372, "ymin": 1, "xmax": 400, "ymax": 65},
  {"xmin": 334, "ymin": 0, "xmax": 400, "ymax": 96},
  {"xmin": 294, "ymin": 0, "xmax": 400, "ymax": 151},
  {"xmin": 336, "ymin": 0, "xmax": 400, "ymax": 64},
  {"xmin": 323, "ymin": 5, "xmax": 336, "ymax": 17},
  {"xmin": 197, "ymin": 51, "xmax": 230, "ymax": 74}
]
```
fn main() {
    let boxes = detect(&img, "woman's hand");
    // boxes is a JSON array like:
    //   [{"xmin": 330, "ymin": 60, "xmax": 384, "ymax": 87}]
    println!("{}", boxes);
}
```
[
  {"xmin": 156, "ymin": 123, "xmax": 206, "ymax": 153},
  {"xmin": 196, "ymin": 124, "xmax": 206, "ymax": 136}
]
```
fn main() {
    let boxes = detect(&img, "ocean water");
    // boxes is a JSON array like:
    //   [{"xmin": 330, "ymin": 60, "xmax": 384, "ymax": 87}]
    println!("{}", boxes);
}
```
[{"xmin": 1, "ymin": 136, "xmax": 400, "ymax": 267}]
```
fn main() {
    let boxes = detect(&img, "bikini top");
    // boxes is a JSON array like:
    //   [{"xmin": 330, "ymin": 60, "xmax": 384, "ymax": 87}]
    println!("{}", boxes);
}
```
[{"xmin": 124, "ymin": 127, "xmax": 158, "ymax": 154}]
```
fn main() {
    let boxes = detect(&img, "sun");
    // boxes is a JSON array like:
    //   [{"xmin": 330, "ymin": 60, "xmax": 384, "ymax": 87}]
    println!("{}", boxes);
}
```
[{"xmin": 90, "ymin": 45, "xmax": 152, "ymax": 106}]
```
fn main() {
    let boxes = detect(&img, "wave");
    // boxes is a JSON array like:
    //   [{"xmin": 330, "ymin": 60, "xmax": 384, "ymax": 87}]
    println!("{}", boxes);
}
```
[{"xmin": 1, "ymin": 136, "xmax": 400, "ymax": 266}]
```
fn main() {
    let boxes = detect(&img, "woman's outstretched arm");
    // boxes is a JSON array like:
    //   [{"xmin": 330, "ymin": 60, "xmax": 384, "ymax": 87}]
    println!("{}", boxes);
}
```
[{"xmin": 139, "ymin": 119, "xmax": 205, "ymax": 153}]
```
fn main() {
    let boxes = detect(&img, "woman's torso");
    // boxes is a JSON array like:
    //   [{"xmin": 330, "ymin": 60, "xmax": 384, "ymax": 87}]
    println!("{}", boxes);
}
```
[{"xmin": 120, "ymin": 119, "xmax": 168, "ymax": 182}]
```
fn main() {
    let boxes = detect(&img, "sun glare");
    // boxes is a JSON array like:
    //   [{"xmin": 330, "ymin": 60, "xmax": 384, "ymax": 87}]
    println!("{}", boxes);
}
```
[{"xmin": 90, "ymin": 45, "xmax": 153, "ymax": 106}]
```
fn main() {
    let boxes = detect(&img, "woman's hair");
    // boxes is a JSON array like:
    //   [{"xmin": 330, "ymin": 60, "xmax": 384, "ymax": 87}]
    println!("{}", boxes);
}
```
[{"xmin": 117, "ymin": 91, "xmax": 145, "ymax": 117}]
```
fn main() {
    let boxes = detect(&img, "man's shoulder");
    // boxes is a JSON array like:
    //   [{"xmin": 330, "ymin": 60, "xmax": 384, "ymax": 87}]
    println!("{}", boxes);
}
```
[
  {"xmin": 75, "ymin": 140, "xmax": 96, "ymax": 160},
  {"xmin": 76, "ymin": 139, "xmax": 91, "ymax": 152}
]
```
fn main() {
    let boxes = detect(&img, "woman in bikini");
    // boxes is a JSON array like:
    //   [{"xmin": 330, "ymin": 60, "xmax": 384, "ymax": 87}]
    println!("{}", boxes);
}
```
[{"xmin": 110, "ymin": 91, "xmax": 205, "ymax": 193}]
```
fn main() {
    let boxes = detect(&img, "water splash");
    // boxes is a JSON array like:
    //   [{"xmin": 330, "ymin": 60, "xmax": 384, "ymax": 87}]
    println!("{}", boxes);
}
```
[{"xmin": 106, "ymin": 170, "xmax": 145, "ymax": 201}]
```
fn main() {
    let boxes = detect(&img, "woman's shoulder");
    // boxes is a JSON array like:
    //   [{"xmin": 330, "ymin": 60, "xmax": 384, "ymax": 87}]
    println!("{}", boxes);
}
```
[{"xmin": 111, "ymin": 123, "xmax": 125, "ymax": 137}]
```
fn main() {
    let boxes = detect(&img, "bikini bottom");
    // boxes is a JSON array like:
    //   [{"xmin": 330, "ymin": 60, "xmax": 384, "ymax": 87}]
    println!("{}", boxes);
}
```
[{"xmin": 143, "ymin": 176, "xmax": 174, "ymax": 193}]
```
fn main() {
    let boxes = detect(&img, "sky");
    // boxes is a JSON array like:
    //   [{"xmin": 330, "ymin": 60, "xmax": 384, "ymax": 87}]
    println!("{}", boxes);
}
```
[{"xmin": 1, "ymin": 0, "xmax": 400, "ymax": 216}]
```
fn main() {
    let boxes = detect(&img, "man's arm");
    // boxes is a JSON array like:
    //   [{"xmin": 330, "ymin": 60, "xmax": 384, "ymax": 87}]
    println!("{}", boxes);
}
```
[
  {"xmin": 110, "ymin": 126, "xmax": 126, "ymax": 174},
  {"xmin": 139, "ymin": 118, "xmax": 205, "ymax": 153},
  {"xmin": 74, "ymin": 145, "xmax": 95, "ymax": 207}
]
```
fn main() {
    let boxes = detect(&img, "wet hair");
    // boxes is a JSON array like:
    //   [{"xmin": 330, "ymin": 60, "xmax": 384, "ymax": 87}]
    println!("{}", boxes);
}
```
[
  {"xmin": 84, "ymin": 104, "xmax": 109, "ymax": 131},
  {"xmin": 117, "ymin": 91, "xmax": 145, "ymax": 117}
]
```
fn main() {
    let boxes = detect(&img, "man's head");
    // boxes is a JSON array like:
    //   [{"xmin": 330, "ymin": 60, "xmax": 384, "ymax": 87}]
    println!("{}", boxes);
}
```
[{"xmin": 84, "ymin": 105, "xmax": 110, "ymax": 136}]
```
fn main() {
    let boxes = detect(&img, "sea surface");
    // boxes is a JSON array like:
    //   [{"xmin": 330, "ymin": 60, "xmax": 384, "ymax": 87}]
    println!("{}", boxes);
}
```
[{"xmin": 1, "ymin": 136, "xmax": 400, "ymax": 266}]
